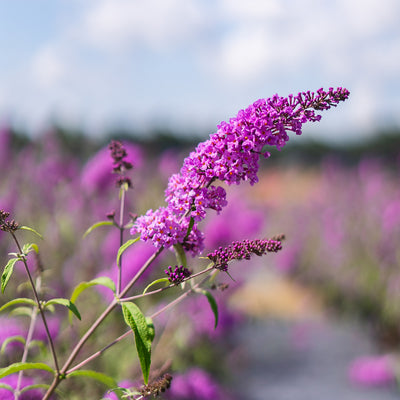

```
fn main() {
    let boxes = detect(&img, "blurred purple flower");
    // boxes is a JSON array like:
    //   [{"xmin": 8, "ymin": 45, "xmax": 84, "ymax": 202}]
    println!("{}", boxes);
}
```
[
  {"xmin": 0, "ymin": 374, "xmax": 43, "ymax": 399},
  {"xmin": 103, "ymin": 380, "xmax": 134, "ymax": 400},
  {"xmin": 158, "ymin": 149, "xmax": 183, "ymax": 180},
  {"xmin": 96, "ymin": 241, "xmax": 156, "ymax": 301},
  {"xmin": 203, "ymin": 193, "xmax": 265, "ymax": 250},
  {"xmin": 348, "ymin": 355, "xmax": 395, "ymax": 387},
  {"xmin": 32, "ymin": 317, "xmax": 60, "ymax": 344},
  {"xmin": 0, "ymin": 126, "xmax": 11, "ymax": 170},
  {"xmin": 382, "ymin": 200, "xmax": 400, "ymax": 234},
  {"xmin": 166, "ymin": 368, "xmax": 233, "ymax": 400},
  {"xmin": 274, "ymin": 243, "xmax": 302, "ymax": 273},
  {"xmin": 81, "ymin": 142, "xmax": 143, "ymax": 195},
  {"xmin": 178, "ymin": 294, "xmax": 242, "ymax": 340},
  {"xmin": 0, "ymin": 317, "xmax": 25, "ymax": 353}
]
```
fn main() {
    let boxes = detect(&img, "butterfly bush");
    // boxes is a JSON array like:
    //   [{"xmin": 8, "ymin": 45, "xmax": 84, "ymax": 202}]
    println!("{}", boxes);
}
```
[
  {"xmin": 132, "ymin": 88, "xmax": 349, "ymax": 254},
  {"xmin": 0, "ymin": 88, "xmax": 349, "ymax": 399}
]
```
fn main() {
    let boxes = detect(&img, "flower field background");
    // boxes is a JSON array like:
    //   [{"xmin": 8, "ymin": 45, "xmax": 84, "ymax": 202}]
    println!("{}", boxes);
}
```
[{"xmin": 1, "ymin": 124, "xmax": 400, "ymax": 399}]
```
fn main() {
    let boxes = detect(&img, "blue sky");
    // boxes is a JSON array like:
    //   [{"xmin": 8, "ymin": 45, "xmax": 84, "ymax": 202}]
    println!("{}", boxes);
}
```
[{"xmin": 0, "ymin": 0, "xmax": 399, "ymax": 144}]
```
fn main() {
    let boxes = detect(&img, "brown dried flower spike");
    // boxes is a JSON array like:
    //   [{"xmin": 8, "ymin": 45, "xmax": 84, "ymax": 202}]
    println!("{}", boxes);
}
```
[
  {"xmin": 139, "ymin": 373, "xmax": 173, "ymax": 397},
  {"xmin": 0, "ymin": 210, "xmax": 19, "ymax": 232}
]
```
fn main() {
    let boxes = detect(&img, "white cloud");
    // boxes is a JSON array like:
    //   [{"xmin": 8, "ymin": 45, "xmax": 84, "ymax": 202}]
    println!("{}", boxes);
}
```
[
  {"xmin": 211, "ymin": 26, "xmax": 272, "ymax": 82},
  {"xmin": 220, "ymin": 0, "xmax": 281, "ymax": 20},
  {"xmin": 202, "ymin": 0, "xmax": 400, "ymax": 88},
  {"xmin": 81, "ymin": 0, "xmax": 207, "ymax": 52},
  {"xmin": 31, "ymin": 45, "xmax": 66, "ymax": 88},
  {"xmin": 340, "ymin": 0, "xmax": 400, "ymax": 37},
  {"xmin": 1, "ymin": 0, "xmax": 399, "ymax": 140}
]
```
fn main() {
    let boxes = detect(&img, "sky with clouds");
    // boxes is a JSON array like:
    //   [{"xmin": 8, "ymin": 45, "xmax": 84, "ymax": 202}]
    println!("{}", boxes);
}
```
[{"xmin": 0, "ymin": 0, "xmax": 399, "ymax": 143}]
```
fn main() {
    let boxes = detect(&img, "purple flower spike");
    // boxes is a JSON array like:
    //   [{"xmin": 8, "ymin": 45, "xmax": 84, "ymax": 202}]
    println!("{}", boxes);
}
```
[
  {"xmin": 165, "ymin": 265, "xmax": 192, "ymax": 284},
  {"xmin": 132, "ymin": 88, "xmax": 349, "ymax": 254},
  {"xmin": 207, "ymin": 237, "xmax": 284, "ymax": 271}
]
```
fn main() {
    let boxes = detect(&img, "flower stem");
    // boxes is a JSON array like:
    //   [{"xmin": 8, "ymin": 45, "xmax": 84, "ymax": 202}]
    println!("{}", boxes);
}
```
[
  {"xmin": 43, "ymin": 246, "xmax": 164, "ymax": 399},
  {"xmin": 14, "ymin": 297, "xmax": 39, "ymax": 400},
  {"xmin": 66, "ymin": 268, "xmax": 216, "ymax": 373},
  {"xmin": 10, "ymin": 232, "xmax": 59, "ymax": 373},
  {"xmin": 117, "ymin": 187, "xmax": 126, "ymax": 296},
  {"xmin": 149, "ymin": 271, "xmax": 215, "ymax": 320}
]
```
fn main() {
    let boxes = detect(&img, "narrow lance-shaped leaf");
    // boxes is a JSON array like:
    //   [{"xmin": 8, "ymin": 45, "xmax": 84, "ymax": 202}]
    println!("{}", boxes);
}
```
[
  {"xmin": 0, "ymin": 362, "xmax": 54, "ymax": 379},
  {"xmin": 44, "ymin": 298, "xmax": 81, "ymax": 320},
  {"xmin": 22, "ymin": 243, "xmax": 39, "ymax": 255},
  {"xmin": 116, "ymin": 238, "xmax": 140, "ymax": 267},
  {"xmin": 67, "ymin": 370, "xmax": 119, "ymax": 392},
  {"xmin": 184, "ymin": 217, "xmax": 195, "ymax": 240},
  {"xmin": 1, "ymin": 258, "xmax": 18, "ymax": 293},
  {"xmin": 0, "ymin": 297, "xmax": 37, "ymax": 312},
  {"xmin": 173, "ymin": 243, "xmax": 187, "ymax": 268},
  {"xmin": 83, "ymin": 221, "xmax": 115, "ymax": 238},
  {"xmin": 0, "ymin": 383, "xmax": 13, "ymax": 392},
  {"xmin": 20, "ymin": 384, "xmax": 52, "ymax": 394},
  {"xmin": 1, "ymin": 336, "xmax": 26, "ymax": 354},
  {"xmin": 68, "ymin": 277, "xmax": 116, "ymax": 323},
  {"xmin": 19, "ymin": 226, "xmax": 43, "ymax": 240},
  {"xmin": 142, "ymin": 278, "xmax": 170, "ymax": 294},
  {"xmin": 10, "ymin": 307, "xmax": 35, "ymax": 318},
  {"xmin": 122, "ymin": 302, "xmax": 153, "ymax": 384},
  {"xmin": 198, "ymin": 289, "xmax": 219, "ymax": 329}
]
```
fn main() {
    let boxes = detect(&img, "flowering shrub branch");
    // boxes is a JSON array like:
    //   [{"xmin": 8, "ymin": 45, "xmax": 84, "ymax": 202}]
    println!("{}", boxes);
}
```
[{"xmin": 0, "ymin": 88, "xmax": 349, "ymax": 399}]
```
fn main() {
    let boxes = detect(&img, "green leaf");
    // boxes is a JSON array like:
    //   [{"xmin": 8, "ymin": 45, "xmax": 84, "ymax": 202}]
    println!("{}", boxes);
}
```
[
  {"xmin": 0, "ymin": 362, "xmax": 54, "ymax": 379},
  {"xmin": 83, "ymin": 220, "xmax": 115, "ymax": 238},
  {"xmin": 173, "ymin": 243, "xmax": 187, "ymax": 268},
  {"xmin": 119, "ymin": 183, "xmax": 129, "ymax": 199},
  {"xmin": 19, "ymin": 226, "xmax": 43, "ymax": 240},
  {"xmin": 116, "ymin": 238, "xmax": 140, "ymax": 267},
  {"xmin": 68, "ymin": 277, "xmax": 116, "ymax": 323},
  {"xmin": 142, "ymin": 278, "xmax": 170, "ymax": 294},
  {"xmin": 67, "ymin": 370, "xmax": 119, "ymax": 392},
  {"xmin": 44, "ymin": 298, "xmax": 81, "ymax": 320},
  {"xmin": 0, "ymin": 383, "xmax": 13, "ymax": 392},
  {"xmin": 1, "ymin": 258, "xmax": 19, "ymax": 294},
  {"xmin": 198, "ymin": 289, "xmax": 219, "ymax": 329},
  {"xmin": 20, "ymin": 384, "xmax": 51, "ymax": 394},
  {"xmin": 28, "ymin": 340, "xmax": 47, "ymax": 353},
  {"xmin": 22, "ymin": 243, "xmax": 39, "ymax": 255},
  {"xmin": 9, "ymin": 307, "xmax": 34, "ymax": 317},
  {"xmin": 184, "ymin": 217, "xmax": 195, "ymax": 240},
  {"xmin": 71, "ymin": 277, "xmax": 116, "ymax": 303},
  {"xmin": 122, "ymin": 302, "xmax": 153, "ymax": 384},
  {"xmin": 145, "ymin": 317, "xmax": 155, "ymax": 343},
  {"xmin": 1, "ymin": 335, "xmax": 26, "ymax": 354},
  {"xmin": 0, "ymin": 297, "xmax": 37, "ymax": 312}
]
